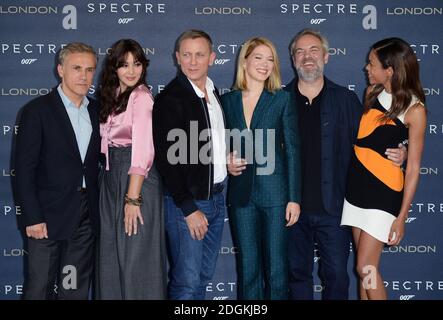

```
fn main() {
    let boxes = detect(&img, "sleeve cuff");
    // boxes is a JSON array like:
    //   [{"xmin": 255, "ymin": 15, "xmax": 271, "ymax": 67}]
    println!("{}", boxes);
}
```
[
  {"xmin": 23, "ymin": 214, "xmax": 45, "ymax": 228},
  {"xmin": 179, "ymin": 198, "xmax": 199, "ymax": 217},
  {"xmin": 288, "ymin": 192, "xmax": 301, "ymax": 204},
  {"xmin": 128, "ymin": 166, "xmax": 148, "ymax": 177}
]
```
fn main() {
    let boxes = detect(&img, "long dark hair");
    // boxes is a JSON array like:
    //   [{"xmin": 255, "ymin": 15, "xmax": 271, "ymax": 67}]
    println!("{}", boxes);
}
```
[
  {"xmin": 99, "ymin": 39, "xmax": 149, "ymax": 123},
  {"xmin": 364, "ymin": 37, "xmax": 425, "ymax": 120}
]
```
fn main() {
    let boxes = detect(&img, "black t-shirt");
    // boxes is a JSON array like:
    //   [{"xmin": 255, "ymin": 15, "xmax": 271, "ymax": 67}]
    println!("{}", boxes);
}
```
[{"xmin": 294, "ymin": 84, "xmax": 326, "ymax": 213}]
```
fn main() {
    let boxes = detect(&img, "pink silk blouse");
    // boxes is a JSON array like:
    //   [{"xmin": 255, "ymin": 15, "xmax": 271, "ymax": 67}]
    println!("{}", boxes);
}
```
[{"xmin": 100, "ymin": 85, "xmax": 154, "ymax": 177}]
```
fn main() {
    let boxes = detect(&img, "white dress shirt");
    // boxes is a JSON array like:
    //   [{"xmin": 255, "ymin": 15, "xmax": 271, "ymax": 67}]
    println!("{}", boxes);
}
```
[{"xmin": 188, "ymin": 77, "xmax": 227, "ymax": 183}]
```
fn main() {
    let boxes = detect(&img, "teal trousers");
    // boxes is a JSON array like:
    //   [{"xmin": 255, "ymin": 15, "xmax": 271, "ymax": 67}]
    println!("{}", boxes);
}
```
[{"xmin": 230, "ymin": 203, "xmax": 288, "ymax": 300}]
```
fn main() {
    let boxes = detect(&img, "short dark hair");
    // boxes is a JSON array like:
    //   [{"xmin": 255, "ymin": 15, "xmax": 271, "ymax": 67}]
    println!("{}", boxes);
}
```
[{"xmin": 175, "ymin": 29, "xmax": 213, "ymax": 52}]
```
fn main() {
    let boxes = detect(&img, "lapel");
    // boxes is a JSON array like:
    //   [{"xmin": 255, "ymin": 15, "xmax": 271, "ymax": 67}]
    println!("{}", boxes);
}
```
[
  {"xmin": 250, "ymin": 90, "xmax": 274, "ymax": 130},
  {"xmin": 231, "ymin": 91, "xmax": 247, "ymax": 130},
  {"xmin": 320, "ymin": 78, "xmax": 332, "ymax": 148},
  {"xmin": 50, "ymin": 90, "xmax": 82, "ymax": 162},
  {"xmin": 84, "ymin": 100, "xmax": 99, "ymax": 163}
]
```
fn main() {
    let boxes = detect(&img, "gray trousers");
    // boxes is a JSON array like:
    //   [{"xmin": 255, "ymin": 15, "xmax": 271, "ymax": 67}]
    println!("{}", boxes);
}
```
[{"xmin": 96, "ymin": 147, "xmax": 167, "ymax": 299}]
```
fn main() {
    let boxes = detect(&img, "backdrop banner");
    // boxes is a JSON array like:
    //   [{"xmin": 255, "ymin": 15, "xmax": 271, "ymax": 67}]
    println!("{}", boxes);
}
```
[{"xmin": 1, "ymin": 0, "xmax": 442, "ymax": 300}]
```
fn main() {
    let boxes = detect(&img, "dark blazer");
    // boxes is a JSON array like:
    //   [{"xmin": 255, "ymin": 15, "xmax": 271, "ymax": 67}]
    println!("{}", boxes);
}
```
[
  {"xmin": 221, "ymin": 89, "xmax": 301, "ymax": 207},
  {"xmin": 153, "ymin": 71, "xmax": 226, "ymax": 216},
  {"xmin": 285, "ymin": 76, "xmax": 363, "ymax": 216},
  {"xmin": 15, "ymin": 89, "xmax": 101, "ymax": 240}
]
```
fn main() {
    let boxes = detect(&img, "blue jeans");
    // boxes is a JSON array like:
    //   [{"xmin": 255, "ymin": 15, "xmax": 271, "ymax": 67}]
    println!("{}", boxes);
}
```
[
  {"xmin": 287, "ymin": 211, "xmax": 351, "ymax": 300},
  {"xmin": 164, "ymin": 191, "xmax": 226, "ymax": 300}
]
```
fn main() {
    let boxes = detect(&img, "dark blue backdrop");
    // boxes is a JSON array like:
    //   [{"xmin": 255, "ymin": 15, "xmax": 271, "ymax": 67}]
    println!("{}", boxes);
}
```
[{"xmin": 1, "ymin": 0, "xmax": 442, "ymax": 300}]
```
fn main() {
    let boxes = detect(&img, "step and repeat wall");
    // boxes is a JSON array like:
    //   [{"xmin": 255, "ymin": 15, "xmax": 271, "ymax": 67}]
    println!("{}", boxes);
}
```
[{"xmin": 0, "ymin": 0, "xmax": 442, "ymax": 300}]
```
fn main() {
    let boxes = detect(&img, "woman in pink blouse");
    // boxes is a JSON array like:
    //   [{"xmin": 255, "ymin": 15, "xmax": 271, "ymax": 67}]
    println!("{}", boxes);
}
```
[{"xmin": 96, "ymin": 39, "xmax": 166, "ymax": 299}]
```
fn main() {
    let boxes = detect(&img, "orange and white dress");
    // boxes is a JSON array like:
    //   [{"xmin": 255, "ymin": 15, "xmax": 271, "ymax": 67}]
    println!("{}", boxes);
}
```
[{"xmin": 341, "ymin": 90, "xmax": 420, "ymax": 243}]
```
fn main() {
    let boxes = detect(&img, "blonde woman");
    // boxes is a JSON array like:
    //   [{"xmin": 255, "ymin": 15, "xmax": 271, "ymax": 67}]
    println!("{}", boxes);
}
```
[{"xmin": 221, "ymin": 37, "xmax": 301, "ymax": 299}]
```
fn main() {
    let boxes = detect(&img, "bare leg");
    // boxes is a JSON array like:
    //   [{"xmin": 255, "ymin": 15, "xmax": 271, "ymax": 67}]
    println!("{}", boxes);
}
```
[
  {"xmin": 355, "ymin": 231, "xmax": 387, "ymax": 300},
  {"xmin": 352, "ymin": 227, "xmax": 368, "ymax": 300}
]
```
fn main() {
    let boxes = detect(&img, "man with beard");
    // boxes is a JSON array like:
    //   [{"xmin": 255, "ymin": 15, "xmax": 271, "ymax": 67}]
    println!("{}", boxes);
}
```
[{"xmin": 284, "ymin": 29, "xmax": 405, "ymax": 299}]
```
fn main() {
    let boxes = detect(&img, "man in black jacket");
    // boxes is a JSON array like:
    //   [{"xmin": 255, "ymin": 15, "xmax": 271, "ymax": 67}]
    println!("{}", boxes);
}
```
[
  {"xmin": 153, "ymin": 30, "xmax": 227, "ymax": 300},
  {"xmin": 15, "ymin": 42, "xmax": 100, "ymax": 299}
]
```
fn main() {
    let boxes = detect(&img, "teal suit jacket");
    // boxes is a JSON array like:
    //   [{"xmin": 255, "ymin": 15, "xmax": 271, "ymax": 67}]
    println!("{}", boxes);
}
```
[{"xmin": 221, "ymin": 89, "xmax": 301, "ymax": 207}]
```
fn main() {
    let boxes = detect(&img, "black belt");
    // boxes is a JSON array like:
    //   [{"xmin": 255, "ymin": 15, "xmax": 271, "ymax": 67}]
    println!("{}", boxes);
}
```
[{"xmin": 212, "ymin": 182, "xmax": 224, "ymax": 194}]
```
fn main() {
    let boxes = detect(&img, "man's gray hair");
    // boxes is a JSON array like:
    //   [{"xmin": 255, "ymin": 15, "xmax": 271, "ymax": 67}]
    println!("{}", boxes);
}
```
[
  {"xmin": 58, "ymin": 42, "xmax": 97, "ymax": 65},
  {"xmin": 290, "ymin": 28, "xmax": 329, "ymax": 55}
]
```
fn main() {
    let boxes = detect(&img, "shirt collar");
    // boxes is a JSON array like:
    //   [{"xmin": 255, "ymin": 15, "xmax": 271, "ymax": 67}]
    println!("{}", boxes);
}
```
[
  {"xmin": 57, "ymin": 84, "xmax": 89, "ymax": 110},
  {"xmin": 187, "ymin": 76, "xmax": 215, "ymax": 98},
  {"xmin": 294, "ymin": 80, "xmax": 326, "ymax": 102}
]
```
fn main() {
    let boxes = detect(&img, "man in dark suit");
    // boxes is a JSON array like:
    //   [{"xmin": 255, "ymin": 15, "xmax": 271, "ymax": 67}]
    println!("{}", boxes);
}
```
[{"xmin": 15, "ymin": 42, "xmax": 100, "ymax": 299}]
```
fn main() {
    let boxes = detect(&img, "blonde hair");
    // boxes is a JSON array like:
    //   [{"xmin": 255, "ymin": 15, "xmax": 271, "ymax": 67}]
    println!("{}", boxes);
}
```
[{"xmin": 234, "ymin": 37, "xmax": 281, "ymax": 92}]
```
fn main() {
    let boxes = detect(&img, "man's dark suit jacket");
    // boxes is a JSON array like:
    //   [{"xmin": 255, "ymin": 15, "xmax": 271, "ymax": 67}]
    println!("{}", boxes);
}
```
[
  {"xmin": 15, "ymin": 89, "xmax": 101, "ymax": 240},
  {"xmin": 285, "ymin": 76, "xmax": 363, "ymax": 217}
]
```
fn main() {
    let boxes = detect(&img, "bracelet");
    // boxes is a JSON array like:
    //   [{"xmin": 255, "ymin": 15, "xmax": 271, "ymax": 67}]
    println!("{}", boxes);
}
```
[{"xmin": 124, "ymin": 194, "xmax": 143, "ymax": 206}]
